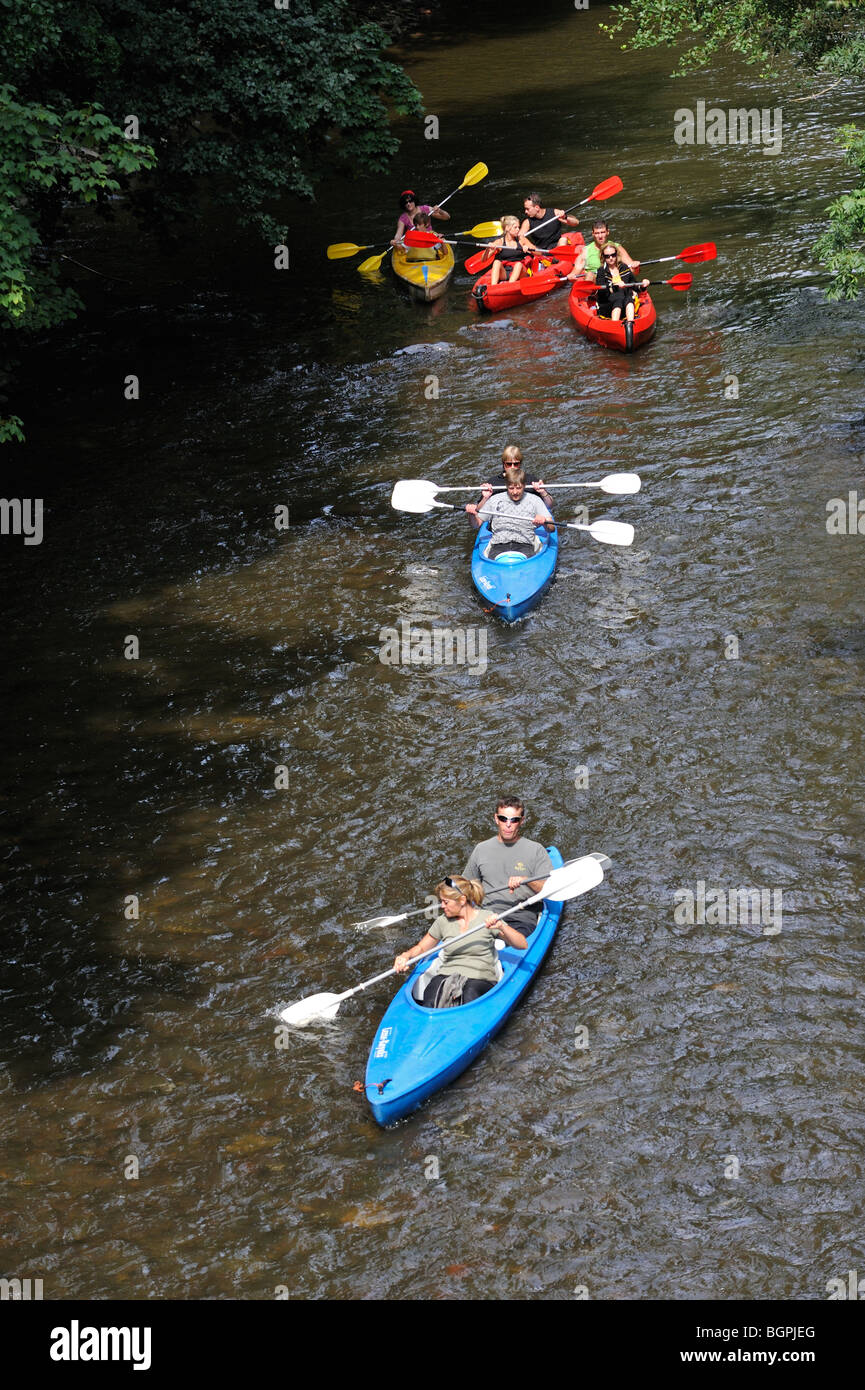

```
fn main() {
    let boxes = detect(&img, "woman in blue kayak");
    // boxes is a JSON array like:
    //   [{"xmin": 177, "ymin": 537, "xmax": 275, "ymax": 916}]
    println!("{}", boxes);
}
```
[{"xmin": 393, "ymin": 876, "xmax": 527, "ymax": 1008}]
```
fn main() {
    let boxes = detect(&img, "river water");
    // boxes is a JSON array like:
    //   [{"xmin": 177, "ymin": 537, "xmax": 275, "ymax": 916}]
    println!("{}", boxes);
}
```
[{"xmin": 2, "ymin": 2, "xmax": 864, "ymax": 1300}]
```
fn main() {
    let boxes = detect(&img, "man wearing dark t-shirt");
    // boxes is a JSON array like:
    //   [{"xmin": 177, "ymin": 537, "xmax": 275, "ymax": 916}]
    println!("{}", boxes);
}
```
[
  {"xmin": 462, "ymin": 796, "xmax": 554, "ymax": 935},
  {"xmin": 520, "ymin": 192, "xmax": 580, "ymax": 251}
]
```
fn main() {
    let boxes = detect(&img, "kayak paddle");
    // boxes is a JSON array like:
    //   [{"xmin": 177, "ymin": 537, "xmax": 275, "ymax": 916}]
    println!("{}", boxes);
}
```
[
  {"xmin": 354, "ymin": 862, "xmax": 582, "ymax": 930},
  {"xmin": 637, "ymin": 242, "xmax": 716, "ymax": 267},
  {"xmin": 347, "ymin": 164, "xmax": 491, "ymax": 272},
  {"xmin": 464, "ymin": 246, "xmax": 499, "ymax": 274},
  {"xmin": 569, "ymin": 273, "xmax": 693, "ymax": 298},
  {"xmin": 525, "ymin": 175, "xmax": 624, "ymax": 241},
  {"xmin": 454, "ymin": 220, "xmax": 502, "ymax": 238},
  {"xmin": 327, "ymin": 239, "xmax": 390, "ymax": 260},
  {"xmin": 391, "ymin": 474, "xmax": 641, "ymax": 512},
  {"xmin": 358, "ymin": 247, "xmax": 393, "ymax": 274},
  {"xmin": 390, "ymin": 484, "xmax": 635, "ymax": 548},
  {"xmin": 464, "ymin": 240, "xmax": 583, "ymax": 277},
  {"xmin": 433, "ymin": 160, "xmax": 489, "ymax": 210},
  {"xmin": 279, "ymin": 854, "xmax": 606, "ymax": 1026}
]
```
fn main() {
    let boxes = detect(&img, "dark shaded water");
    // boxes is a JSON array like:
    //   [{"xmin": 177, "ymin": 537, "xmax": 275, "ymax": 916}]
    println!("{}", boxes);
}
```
[{"xmin": 2, "ymin": 3, "xmax": 864, "ymax": 1299}]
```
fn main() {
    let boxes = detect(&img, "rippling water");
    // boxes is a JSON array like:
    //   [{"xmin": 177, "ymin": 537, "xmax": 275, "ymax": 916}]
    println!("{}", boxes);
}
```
[{"xmin": 2, "ymin": 2, "xmax": 864, "ymax": 1300}]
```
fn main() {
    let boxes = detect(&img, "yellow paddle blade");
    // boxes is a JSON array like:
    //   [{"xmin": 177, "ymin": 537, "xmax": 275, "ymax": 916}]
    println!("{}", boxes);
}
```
[
  {"xmin": 358, "ymin": 249, "xmax": 389, "ymax": 273},
  {"xmin": 460, "ymin": 162, "xmax": 488, "ymax": 188},
  {"xmin": 456, "ymin": 220, "xmax": 502, "ymax": 238},
  {"xmin": 327, "ymin": 241, "xmax": 371, "ymax": 260}
]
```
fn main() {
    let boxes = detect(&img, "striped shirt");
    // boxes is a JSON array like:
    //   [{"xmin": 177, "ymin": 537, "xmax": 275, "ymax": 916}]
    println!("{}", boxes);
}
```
[{"xmin": 483, "ymin": 491, "xmax": 552, "ymax": 546}]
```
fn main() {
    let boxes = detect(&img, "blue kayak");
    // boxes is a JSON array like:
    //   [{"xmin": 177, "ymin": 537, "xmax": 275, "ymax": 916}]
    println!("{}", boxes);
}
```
[
  {"xmin": 470, "ymin": 521, "xmax": 558, "ymax": 622},
  {"xmin": 363, "ymin": 847, "xmax": 564, "ymax": 1126}
]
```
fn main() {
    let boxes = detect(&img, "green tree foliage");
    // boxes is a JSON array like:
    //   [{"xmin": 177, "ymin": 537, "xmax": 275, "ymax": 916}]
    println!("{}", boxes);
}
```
[
  {"xmin": 0, "ymin": 85, "xmax": 156, "ymax": 333},
  {"xmin": 0, "ymin": 0, "xmax": 423, "ymax": 338},
  {"xmin": 604, "ymin": 0, "xmax": 865, "ymax": 299},
  {"xmin": 4, "ymin": 0, "xmax": 423, "ymax": 242}
]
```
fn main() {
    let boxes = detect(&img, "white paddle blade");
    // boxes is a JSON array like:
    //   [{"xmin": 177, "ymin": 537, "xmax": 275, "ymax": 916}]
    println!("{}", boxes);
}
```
[
  {"xmin": 279, "ymin": 992, "xmax": 342, "ymax": 1026},
  {"xmin": 390, "ymin": 479, "xmax": 440, "ymax": 513},
  {"xmin": 568, "ymin": 518, "xmax": 634, "ymax": 546},
  {"xmin": 543, "ymin": 854, "xmax": 605, "ymax": 902},
  {"xmin": 600, "ymin": 472, "xmax": 641, "ymax": 494},
  {"xmin": 588, "ymin": 852, "xmax": 613, "ymax": 872},
  {"xmin": 353, "ymin": 912, "xmax": 406, "ymax": 931},
  {"xmin": 590, "ymin": 519, "xmax": 634, "ymax": 546}
]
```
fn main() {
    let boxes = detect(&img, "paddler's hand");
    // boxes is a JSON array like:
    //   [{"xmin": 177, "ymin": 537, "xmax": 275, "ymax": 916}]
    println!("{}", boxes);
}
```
[
  {"xmin": 630, "ymin": 261, "xmax": 641, "ymax": 273},
  {"xmin": 480, "ymin": 483, "xmax": 493, "ymax": 499},
  {"xmin": 641, "ymin": 278, "xmax": 650, "ymax": 289},
  {"xmin": 394, "ymin": 952, "xmax": 412, "ymax": 973},
  {"xmin": 533, "ymin": 514, "xmax": 549, "ymax": 527},
  {"xmin": 465, "ymin": 503, "xmax": 479, "ymax": 516},
  {"xmin": 507, "ymin": 875, "xmax": 526, "ymax": 892},
  {"xmin": 485, "ymin": 916, "xmax": 503, "ymax": 932}
]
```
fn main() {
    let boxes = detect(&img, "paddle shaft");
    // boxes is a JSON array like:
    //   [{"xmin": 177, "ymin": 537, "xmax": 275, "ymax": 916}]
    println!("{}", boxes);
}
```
[
  {"xmin": 434, "ymin": 161, "xmax": 487, "ymax": 210},
  {"xmin": 435, "ymin": 480, "xmax": 629, "ymax": 492},
  {"xmin": 357, "ymin": 870, "xmax": 561, "ymax": 928},
  {"xmin": 526, "ymin": 179, "xmax": 621, "ymax": 240}
]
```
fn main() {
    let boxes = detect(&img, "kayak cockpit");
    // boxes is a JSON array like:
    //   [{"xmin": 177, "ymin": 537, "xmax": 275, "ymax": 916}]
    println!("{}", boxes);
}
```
[
  {"xmin": 482, "ymin": 535, "xmax": 543, "ymax": 560},
  {"xmin": 409, "ymin": 942, "xmax": 512, "ymax": 1008}
]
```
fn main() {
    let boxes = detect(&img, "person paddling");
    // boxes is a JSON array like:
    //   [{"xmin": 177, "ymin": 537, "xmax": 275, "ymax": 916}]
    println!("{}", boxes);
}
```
[
  {"xmin": 393, "ymin": 876, "xmax": 526, "ymax": 1008},
  {"xmin": 568, "ymin": 218, "xmax": 639, "ymax": 281},
  {"xmin": 391, "ymin": 189, "xmax": 450, "ymax": 247},
  {"xmin": 520, "ymin": 192, "xmax": 580, "ymax": 251},
  {"xmin": 404, "ymin": 210, "xmax": 447, "ymax": 261},
  {"xmin": 466, "ymin": 468, "xmax": 554, "ymax": 558},
  {"xmin": 595, "ymin": 243, "xmax": 650, "ymax": 322},
  {"xmin": 481, "ymin": 444, "xmax": 554, "ymax": 511},
  {"xmin": 487, "ymin": 215, "xmax": 538, "ymax": 287},
  {"xmin": 462, "ymin": 797, "xmax": 554, "ymax": 937}
]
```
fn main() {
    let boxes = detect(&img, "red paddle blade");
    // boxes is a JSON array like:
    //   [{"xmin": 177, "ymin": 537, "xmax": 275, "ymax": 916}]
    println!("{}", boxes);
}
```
[
  {"xmin": 585, "ymin": 175, "xmax": 623, "ymax": 204},
  {"xmin": 666, "ymin": 273, "xmax": 693, "ymax": 290},
  {"xmin": 520, "ymin": 275, "xmax": 560, "ymax": 298},
  {"xmin": 569, "ymin": 278, "xmax": 598, "ymax": 298},
  {"xmin": 465, "ymin": 247, "xmax": 498, "ymax": 274},
  {"xmin": 540, "ymin": 243, "xmax": 579, "ymax": 263},
  {"xmin": 676, "ymin": 242, "xmax": 716, "ymax": 263},
  {"xmin": 403, "ymin": 229, "xmax": 442, "ymax": 247}
]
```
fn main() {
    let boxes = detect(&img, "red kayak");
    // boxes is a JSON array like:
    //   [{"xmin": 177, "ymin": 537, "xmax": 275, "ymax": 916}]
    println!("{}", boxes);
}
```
[
  {"xmin": 472, "ymin": 232, "xmax": 584, "ymax": 313},
  {"xmin": 568, "ymin": 280, "xmax": 656, "ymax": 352}
]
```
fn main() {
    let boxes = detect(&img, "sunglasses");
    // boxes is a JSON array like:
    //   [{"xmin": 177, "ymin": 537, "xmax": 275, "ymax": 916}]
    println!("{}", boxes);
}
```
[
  {"xmin": 604, "ymin": 252, "xmax": 618, "ymax": 259},
  {"xmin": 496, "ymin": 814, "xmax": 523, "ymax": 824}
]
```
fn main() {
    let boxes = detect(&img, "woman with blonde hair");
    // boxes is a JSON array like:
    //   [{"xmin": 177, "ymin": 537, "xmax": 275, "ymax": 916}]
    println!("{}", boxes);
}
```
[
  {"xmin": 487, "ymin": 215, "xmax": 538, "ymax": 287},
  {"xmin": 393, "ymin": 875, "xmax": 528, "ymax": 1008}
]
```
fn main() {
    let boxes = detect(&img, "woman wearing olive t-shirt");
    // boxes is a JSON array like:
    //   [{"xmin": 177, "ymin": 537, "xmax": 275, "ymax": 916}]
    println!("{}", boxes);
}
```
[{"xmin": 393, "ymin": 876, "xmax": 527, "ymax": 1008}]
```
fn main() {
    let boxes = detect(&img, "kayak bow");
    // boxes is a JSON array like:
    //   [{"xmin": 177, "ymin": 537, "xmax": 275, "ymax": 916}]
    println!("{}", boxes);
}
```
[
  {"xmin": 392, "ymin": 241, "xmax": 455, "ymax": 302},
  {"xmin": 568, "ymin": 281, "xmax": 657, "ymax": 353},
  {"xmin": 470, "ymin": 521, "xmax": 558, "ymax": 621}
]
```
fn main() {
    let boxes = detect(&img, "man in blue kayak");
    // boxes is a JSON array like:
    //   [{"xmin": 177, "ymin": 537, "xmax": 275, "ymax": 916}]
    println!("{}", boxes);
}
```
[
  {"xmin": 465, "ymin": 468, "xmax": 554, "ymax": 559},
  {"xmin": 462, "ymin": 796, "xmax": 554, "ymax": 936}
]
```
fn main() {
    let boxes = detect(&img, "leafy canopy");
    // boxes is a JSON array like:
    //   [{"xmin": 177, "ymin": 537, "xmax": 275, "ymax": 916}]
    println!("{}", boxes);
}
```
[
  {"xmin": 0, "ymin": 0, "xmax": 423, "ymax": 330},
  {"xmin": 604, "ymin": 0, "xmax": 865, "ymax": 299}
]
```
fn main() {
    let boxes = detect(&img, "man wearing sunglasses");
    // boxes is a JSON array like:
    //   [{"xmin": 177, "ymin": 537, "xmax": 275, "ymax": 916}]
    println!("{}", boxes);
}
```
[{"xmin": 462, "ymin": 796, "xmax": 554, "ymax": 935}]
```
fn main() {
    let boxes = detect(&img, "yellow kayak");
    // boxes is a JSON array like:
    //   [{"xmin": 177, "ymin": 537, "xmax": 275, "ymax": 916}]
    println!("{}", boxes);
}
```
[{"xmin": 391, "ymin": 242, "xmax": 455, "ymax": 302}]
